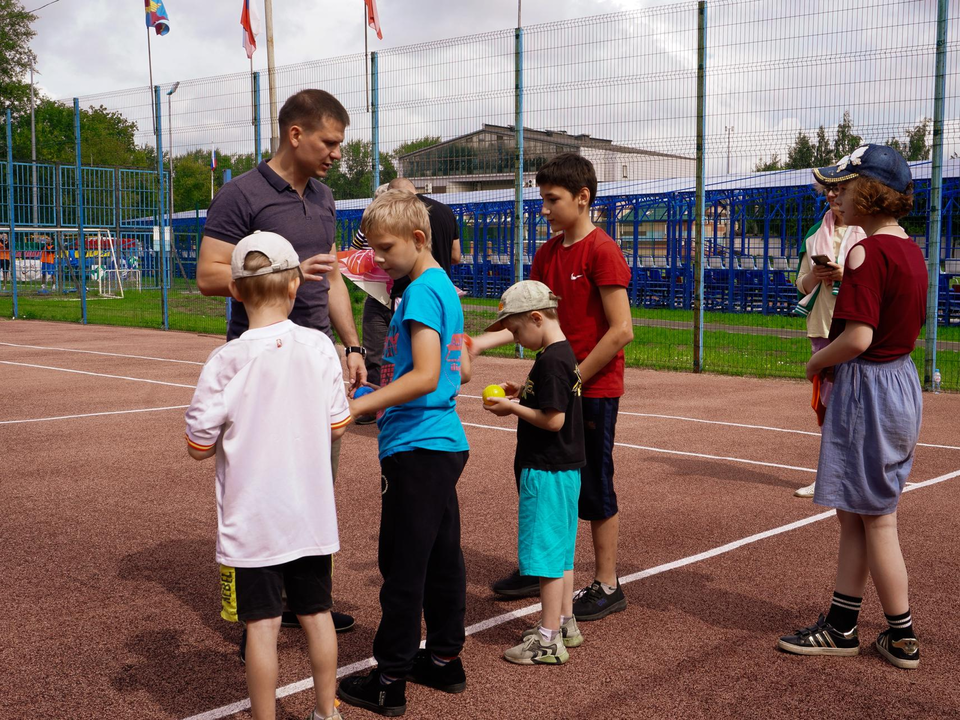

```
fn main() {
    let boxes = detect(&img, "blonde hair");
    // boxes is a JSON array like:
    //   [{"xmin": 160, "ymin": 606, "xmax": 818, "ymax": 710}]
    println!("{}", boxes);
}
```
[
  {"xmin": 234, "ymin": 251, "xmax": 301, "ymax": 307},
  {"xmin": 360, "ymin": 189, "xmax": 431, "ymax": 249}
]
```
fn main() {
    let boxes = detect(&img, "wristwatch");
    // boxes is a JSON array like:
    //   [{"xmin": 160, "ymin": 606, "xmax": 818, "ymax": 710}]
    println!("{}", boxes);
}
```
[{"xmin": 345, "ymin": 346, "xmax": 366, "ymax": 358}]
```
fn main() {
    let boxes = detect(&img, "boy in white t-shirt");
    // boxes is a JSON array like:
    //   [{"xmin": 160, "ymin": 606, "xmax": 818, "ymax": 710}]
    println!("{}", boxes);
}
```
[{"xmin": 185, "ymin": 231, "xmax": 351, "ymax": 720}]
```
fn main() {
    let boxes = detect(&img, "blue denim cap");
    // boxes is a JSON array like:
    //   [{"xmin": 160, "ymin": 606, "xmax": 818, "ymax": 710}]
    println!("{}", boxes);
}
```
[{"xmin": 813, "ymin": 144, "xmax": 912, "ymax": 193}]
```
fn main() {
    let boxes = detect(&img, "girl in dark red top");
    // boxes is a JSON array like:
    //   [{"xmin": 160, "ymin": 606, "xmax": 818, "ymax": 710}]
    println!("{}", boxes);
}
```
[{"xmin": 778, "ymin": 145, "xmax": 927, "ymax": 670}]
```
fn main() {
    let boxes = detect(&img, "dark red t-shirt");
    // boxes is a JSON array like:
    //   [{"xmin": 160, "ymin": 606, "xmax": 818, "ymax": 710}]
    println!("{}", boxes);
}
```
[
  {"xmin": 829, "ymin": 234, "xmax": 928, "ymax": 362},
  {"xmin": 531, "ymin": 227, "xmax": 632, "ymax": 397}
]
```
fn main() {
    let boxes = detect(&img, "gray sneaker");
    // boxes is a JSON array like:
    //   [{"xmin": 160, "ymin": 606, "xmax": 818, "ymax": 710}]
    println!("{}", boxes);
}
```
[
  {"xmin": 504, "ymin": 632, "xmax": 569, "ymax": 665},
  {"xmin": 521, "ymin": 616, "xmax": 583, "ymax": 648}
]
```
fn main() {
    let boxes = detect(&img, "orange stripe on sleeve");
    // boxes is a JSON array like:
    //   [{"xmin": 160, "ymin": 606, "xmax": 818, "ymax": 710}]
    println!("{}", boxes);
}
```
[
  {"xmin": 185, "ymin": 433, "xmax": 215, "ymax": 452},
  {"xmin": 331, "ymin": 415, "xmax": 353, "ymax": 430}
]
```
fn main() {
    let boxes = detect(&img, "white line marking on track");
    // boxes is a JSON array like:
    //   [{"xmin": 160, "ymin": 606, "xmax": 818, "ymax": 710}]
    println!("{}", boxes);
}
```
[
  {"xmin": 183, "ymin": 466, "xmax": 960, "ymax": 720},
  {"xmin": 0, "ymin": 361, "xmax": 196, "ymax": 389},
  {"xmin": 463, "ymin": 421, "xmax": 817, "ymax": 473},
  {"xmin": 0, "ymin": 341, "xmax": 206, "ymax": 365},
  {"xmin": 460, "ymin": 396, "xmax": 960, "ymax": 451},
  {"xmin": 0, "ymin": 405, "xmax": 189, "ymax": 425}
]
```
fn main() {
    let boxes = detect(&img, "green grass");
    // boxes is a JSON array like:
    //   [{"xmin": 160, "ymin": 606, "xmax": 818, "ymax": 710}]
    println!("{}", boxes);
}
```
[{"xmin": 3, "ymin": 285, "xmax": 956, "ymax": 391}]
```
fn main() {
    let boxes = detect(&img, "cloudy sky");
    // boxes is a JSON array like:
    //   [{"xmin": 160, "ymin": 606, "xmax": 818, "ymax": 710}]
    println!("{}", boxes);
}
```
[
  {"xmin": 28, "ymin": 0, "xmax": 639, "ymax": 99},
  {"xmin": 23, "ymin": 0, "xmax": 959, "ymax": 175}
]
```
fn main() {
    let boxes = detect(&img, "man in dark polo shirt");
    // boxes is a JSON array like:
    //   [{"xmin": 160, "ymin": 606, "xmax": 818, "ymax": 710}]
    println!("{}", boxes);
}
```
[
  {"xmin": 197, "ymin": 88, "xmax": 362, "ymax": 637},
  {"xmin": 354, "ymin": 177, "xmax": 461, "ymax": 424}
]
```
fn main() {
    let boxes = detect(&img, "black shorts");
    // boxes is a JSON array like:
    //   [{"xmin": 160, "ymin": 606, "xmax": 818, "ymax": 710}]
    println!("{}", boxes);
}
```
[
  {"xmin": 219, "ymin": 555, "xmax": 333, "ymax": 623},
  {"xmin": 579, "ymin": 397, "xmax": 620, "ymax": 521}
]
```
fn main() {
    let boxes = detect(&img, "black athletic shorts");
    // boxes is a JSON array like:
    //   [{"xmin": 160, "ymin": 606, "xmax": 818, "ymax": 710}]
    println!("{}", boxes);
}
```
[{"xmin": 219, "ymin": 554, "xmax": 333, "ymax": 623}]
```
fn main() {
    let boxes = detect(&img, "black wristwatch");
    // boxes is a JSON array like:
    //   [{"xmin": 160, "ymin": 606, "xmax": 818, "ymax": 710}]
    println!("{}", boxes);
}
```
[{"xmin": 345, "ymin": 346, "xmax": 366, "ymax": 358}]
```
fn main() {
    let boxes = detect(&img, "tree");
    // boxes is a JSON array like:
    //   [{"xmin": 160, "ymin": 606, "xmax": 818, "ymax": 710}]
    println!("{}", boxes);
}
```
[
  {"xmin": 324, "ymin": 139, "xmax": 397, "ymax": 200},
  {"xmin": 393, "ymin": 136, "xmax": 441, "ymax": 158},
  {"xmin": 753, "ymin": 154, "xmax": 782, "ymax": 172},
  {"xmin": 785, "ymin": 130, "xmax": 815, "ymax": 169},
  {"xmin": 812, "ymin": 125, "xmax": 833, "ymax": 166},
  {"xmin": 905, "ymin": 118, "xmax": 931, "ymax": 161},
  {"xmin": 9, "ymin": 98, "xmax": 155, "ymax": 167},
  {"xmin": 833, "ymin": 111, "xmax": 862, "ymax": 158},
  {"xmin": 0, "ymin": 0, "xmax": 36, "ymax": 114}
]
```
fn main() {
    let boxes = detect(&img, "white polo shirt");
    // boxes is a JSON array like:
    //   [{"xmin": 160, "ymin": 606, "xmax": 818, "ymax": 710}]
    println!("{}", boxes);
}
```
[{"xmin": 185, "ymin": 320, "xmax": 351, "ymax": 568}]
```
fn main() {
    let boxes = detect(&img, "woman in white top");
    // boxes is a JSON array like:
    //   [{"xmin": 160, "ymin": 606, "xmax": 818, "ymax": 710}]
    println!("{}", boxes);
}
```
[{"xmin": 792, "ymin": 176, "xmax": 864, "ymax": 498}]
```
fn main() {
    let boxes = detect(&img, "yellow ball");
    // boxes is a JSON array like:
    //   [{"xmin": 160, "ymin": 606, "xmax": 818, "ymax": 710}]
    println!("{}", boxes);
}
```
[{"xmin": 482, "ymin": 384, "xmax": 506, "ymax": 406}]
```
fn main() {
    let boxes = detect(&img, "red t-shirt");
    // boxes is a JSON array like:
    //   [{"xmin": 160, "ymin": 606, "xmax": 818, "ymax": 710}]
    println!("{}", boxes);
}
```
[
  {"xmin": 829, "ymin": 234, "xmax": 928, "ymax": 362},
  {"xmin": 531, "ymin": 227, "xmax": 632, "ymax": 397}
]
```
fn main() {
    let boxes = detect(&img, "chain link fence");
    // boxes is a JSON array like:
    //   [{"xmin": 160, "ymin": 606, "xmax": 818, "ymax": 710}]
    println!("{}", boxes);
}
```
[{"xmin": 1, "ymin": 0, "xmax": 957, "ymax": 387}]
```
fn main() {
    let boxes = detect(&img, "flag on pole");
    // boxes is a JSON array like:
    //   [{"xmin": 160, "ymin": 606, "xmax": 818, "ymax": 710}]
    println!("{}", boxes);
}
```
[
  {"xmin": 240, "ymin": 0, "xmax": 261, "ymax": 59},
  {"xmin": 210, "ymin": 147, "xmax": 217, "ymax": 171},
  {"xmin": 145, "ymin": 0, "xmax": 171, "ymax": 36},
  {"xmin": 365, "ymin": 0, "xmax": 382, "ymax": 40}
]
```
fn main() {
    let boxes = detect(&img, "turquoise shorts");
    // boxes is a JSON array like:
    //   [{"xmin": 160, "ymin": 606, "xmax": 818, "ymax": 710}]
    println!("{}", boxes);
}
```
[{"xmin": 517, "ymin": 467, "xmax": 581, "ymax": 579}]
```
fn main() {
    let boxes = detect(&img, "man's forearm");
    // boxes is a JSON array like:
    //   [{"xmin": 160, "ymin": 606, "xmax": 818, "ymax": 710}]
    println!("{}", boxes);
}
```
[{"xmin": 197, "ymin": 259, "xmax": 233, "ymax": 297}]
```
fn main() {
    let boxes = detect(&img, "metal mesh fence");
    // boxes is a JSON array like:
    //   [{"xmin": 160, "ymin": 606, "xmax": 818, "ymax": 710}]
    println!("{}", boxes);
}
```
[{"xmin": 1, "ymin": 0, "xmax": 957, "ymax": 388}]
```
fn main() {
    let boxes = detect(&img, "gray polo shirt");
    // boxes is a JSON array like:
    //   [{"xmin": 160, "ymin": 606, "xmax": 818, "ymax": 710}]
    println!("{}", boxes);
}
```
[{"xmin": 204, "ymin": 161, "xmax": 338, "ymax": 340}]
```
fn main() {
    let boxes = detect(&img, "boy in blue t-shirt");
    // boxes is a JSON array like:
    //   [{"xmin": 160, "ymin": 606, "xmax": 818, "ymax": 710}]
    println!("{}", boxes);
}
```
[{"xmin": 338, "ymin": 190, "xmax": 471, "ymax": 717}]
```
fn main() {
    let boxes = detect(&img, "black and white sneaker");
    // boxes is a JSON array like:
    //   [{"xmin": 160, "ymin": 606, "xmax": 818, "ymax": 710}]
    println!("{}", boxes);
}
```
[
  {"xmin": 572, "ymin": 580, "xmax": 627, "ymax": 621},
  {"xmin": 777, "ymin": 614, "xmax": 859, "ymax": 656},
  {"xmin": 491, "ymin": 569, "xmax": 540, "ymax": 599},
  {"xmin": 338, "ymin": 669, "xmax": 407, "ymax": 717},
  {"xmin": 876, "ymin": 629, "xmax": 920, "ymax": 669}
]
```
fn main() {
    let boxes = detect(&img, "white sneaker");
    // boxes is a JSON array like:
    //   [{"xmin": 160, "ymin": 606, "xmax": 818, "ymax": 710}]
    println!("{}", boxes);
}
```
[
  {"xmin": 504, "ymin": 631, "xmax": 569, "ymax": 665},
  {"xmin": 794, "ymin": 482, "xmax": 816, "ymax": 498}
]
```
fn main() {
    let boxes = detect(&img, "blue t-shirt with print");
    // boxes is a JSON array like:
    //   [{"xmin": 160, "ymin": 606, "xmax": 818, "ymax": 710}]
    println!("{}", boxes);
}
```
[{"xmin": 377, "ymin": 267, "xmax": 469, "ymax": 460}]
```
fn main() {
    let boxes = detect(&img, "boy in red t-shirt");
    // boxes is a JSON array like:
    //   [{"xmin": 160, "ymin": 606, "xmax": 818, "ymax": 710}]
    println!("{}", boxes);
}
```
[{"xmin": 471, "ymin": 153, "xmax": 634, "ymax": 621}]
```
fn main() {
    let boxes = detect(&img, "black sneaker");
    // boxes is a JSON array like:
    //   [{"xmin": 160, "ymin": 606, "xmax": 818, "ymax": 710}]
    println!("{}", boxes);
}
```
[
  {"xmin": 572, "ymin": 580, "xmax": 627, "ymax": 621},
  {"xmin": 338, "ymin": 669, "xmax": 407, "ymax": 717},
  {"xmin": 491, "ymin": 569, "xmax": 540, "ymax": 598},
  {"xmin": 876, "ymin": 628, "xmax": 920, "ymax": 669},
  {"xmin": 406, "ymin": 649, "xmax": 466, "ymax": 693},
  {"xmin": 777, "ymin": 614, "xmax": 860, "ymax": 656},
  {"xmin": 281, "ymin": 610, "xmax": 355, "ymax": 633}
]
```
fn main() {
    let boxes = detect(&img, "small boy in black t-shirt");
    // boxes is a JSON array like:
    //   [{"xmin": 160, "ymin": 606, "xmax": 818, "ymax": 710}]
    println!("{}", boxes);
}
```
[{"xmin": 484, "ymin": 280, "xmax": 585, "ymax": 665}]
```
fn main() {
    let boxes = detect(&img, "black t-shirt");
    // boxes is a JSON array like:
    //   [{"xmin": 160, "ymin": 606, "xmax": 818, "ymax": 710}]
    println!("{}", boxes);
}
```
[
  {"xmin": 391, "ymin": 194, "xmax": 459, "ymax": 300},
  {"xmin": 514, "ymin": 340, "xmax": 586, "ymax": 479}
]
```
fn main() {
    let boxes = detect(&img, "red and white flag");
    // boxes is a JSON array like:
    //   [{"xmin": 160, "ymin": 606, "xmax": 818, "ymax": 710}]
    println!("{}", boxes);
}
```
[
  {"xmin": 365, "ymin": 0, "xmax": 382, "ymax": 40},
  {"xmin": 240, "ymin": 0, "xmax": 261, "ymax": 59}
]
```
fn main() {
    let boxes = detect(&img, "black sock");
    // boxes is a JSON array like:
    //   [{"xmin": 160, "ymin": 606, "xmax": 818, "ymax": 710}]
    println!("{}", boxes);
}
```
[
  {"xmin": 884, "ymin": 609, "xmax": 914, "ymax": 640},
  {"xmin": 825, "ymin": 591, "xmax": 862, "ymax": 633}
]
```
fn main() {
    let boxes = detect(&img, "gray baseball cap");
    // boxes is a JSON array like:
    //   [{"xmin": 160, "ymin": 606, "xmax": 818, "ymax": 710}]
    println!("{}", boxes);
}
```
[
  {"xmin": 231, "ymin": 231, "xmax": 301, "ymax": 279},
  {"xmin": 486, "ymin": 280, "xmax": 559, "ymax": 331}
]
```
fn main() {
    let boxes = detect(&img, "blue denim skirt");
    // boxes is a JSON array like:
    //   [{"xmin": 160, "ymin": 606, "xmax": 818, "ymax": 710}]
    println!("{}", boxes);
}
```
[{"xmin": 813, "ymin": 353, "xmax": 922, "ymax": 515}]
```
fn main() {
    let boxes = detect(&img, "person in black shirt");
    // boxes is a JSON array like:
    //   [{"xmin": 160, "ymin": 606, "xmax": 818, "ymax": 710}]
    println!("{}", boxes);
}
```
[{"xmin": 483, "ymin": 280, "xmax": 585, "ymax": 666}]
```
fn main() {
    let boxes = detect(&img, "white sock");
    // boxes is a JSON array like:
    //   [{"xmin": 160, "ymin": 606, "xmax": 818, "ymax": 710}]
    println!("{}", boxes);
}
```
[
  {"xmin": 560, "ymin": 615, "xmax": 573, "ymax": 626},
  {"xmin": 600, "ymin": 581, "xmax": 617, "ymax": 595},
  {"xmin": 539, "ymin": 626, "xmax": 559, "ymax": 643}
]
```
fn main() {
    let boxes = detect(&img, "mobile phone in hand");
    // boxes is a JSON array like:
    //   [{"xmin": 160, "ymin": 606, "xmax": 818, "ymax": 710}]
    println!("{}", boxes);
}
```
[{"xmin": 812, "ymin": 254, "xmax": 832, "ymax": 266}]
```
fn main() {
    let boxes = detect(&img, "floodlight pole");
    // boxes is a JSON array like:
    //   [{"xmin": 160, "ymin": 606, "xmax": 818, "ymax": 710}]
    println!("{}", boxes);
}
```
[{"xmin": 166, "ymin": 82, "xmax": 180, "ymax": 250}]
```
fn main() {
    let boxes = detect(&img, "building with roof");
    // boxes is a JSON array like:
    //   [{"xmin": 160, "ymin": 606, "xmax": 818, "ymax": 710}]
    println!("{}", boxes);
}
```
[{"xmin": 395, "ymin": 124, "xmax": 696, "ymax": 194}]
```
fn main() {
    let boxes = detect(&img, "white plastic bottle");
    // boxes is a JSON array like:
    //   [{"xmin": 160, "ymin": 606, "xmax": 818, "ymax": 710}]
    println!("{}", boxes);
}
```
[{"xmin": 932, "ymin": 368, "xmax": 942, "ymax": 394}]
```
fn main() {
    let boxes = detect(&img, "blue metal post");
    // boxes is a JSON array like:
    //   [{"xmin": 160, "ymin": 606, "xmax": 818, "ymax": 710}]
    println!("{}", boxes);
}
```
[
  {"xmin": 74, "ymin": 99, "xmax": 87, "ymax": 323},
  {"xmin": 514, "ymin": 26, "xmax": 525, "ymax": 357},
  {"xmin": 6, "ymin": 110, "xmax": 18, "ymax": 317},
  {"xmin": 254, "ymin": 71, "xmax": 262, "ymax": 164},
  {"xmin": 155, "ymin": 86, "xmax": 168, "ymax": 330},
  {"xmin": 371, "ymin": 51, "xmax": 380, "ymax": 193},
  {"xmin": 692, "ymin": 1, "xmax": 707, "ymax": 371},
  {"xmin": 924, "ymin": 0, "xmax": 948, "ymax": 388}
]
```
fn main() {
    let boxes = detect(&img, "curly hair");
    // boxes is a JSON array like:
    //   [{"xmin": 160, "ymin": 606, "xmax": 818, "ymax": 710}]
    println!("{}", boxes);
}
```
[{"xmin": 844, "ymin": 176, "xmax": 914, "ymax": 219}]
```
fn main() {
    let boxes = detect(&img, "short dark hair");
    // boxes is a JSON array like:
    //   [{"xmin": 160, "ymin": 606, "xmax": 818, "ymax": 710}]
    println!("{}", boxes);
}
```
[
  {"xmin": 535, "ymin": 152, "xmax": 598, "ymax": 206},
  {"xmin": 278, "ymin": 89, "xmax": 350, "ymax": 136},
  {"xmin": 845, "ymin": 176, "xmax": 914, "ymax": 219}
]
